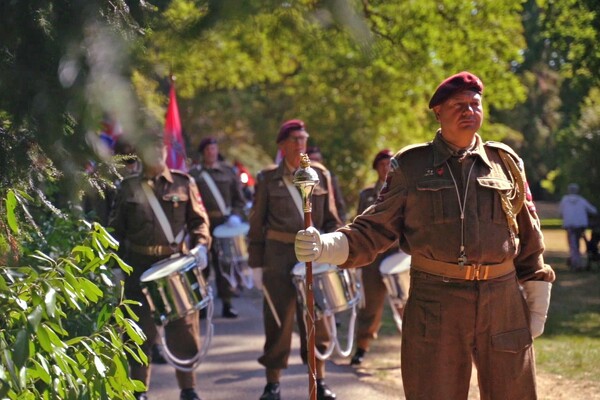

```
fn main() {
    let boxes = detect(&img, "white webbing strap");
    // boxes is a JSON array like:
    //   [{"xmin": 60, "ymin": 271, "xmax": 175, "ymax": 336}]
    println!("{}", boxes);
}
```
[
  {"xmin": 141, "ymin": 181, "xmax": 185, "ymax": 245},
  {"xmin": 200, "ymin": 170, "xmax": 231, "ymax": 217},
  {"xmin": 283, "ymin": 175, "xmax": 304, "ymax": 220}
]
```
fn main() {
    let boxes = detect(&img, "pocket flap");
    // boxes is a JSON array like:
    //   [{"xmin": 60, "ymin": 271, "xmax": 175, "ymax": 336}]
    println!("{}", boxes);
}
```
[
  {"xmin": 491, "ymin": 328, "xmax": 532, "ymax": 353},
  {"xmin": 416, "ymin": 179, "xmax": 454, "ymax": 191}
]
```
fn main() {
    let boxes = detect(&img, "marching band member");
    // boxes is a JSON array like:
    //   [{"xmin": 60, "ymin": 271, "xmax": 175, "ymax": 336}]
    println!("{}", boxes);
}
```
[
  {"xmin": 190, "ymin": 136, "xmax": 247, "ymax": 318},
  {"xmin": 248, "ymin": 119, "xmax": 342, "ymax": 400},
  {"xmin": 109, "ymin": 132, "xmax": 210, "ymax": 400}
]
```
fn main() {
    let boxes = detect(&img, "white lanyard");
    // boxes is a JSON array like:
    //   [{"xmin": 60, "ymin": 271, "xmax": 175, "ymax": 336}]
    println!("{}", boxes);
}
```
[
  {"xmin": 200, "ymin": 170, "xmax": 231, "ymax": 217},
  {"xmin": 446, "ymin": 158, "xmax": 477, "ymax": 267},
  {"xmin": 141, "ymin": 181, "xmax": 184, "ymax": 245}
]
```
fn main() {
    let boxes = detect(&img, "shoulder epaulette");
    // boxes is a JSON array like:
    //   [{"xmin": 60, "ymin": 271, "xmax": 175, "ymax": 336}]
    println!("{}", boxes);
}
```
[
  {"xmin": 397, "ymin": 142, "xmax": 432, "ymax": 156},
  {"xmin": 484, "ymin": 141, "xmax": 524, "ymax": 170}
]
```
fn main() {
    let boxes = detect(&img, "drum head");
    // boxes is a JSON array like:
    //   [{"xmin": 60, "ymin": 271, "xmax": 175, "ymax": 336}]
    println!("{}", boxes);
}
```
[
  {"xmin": 292, "ymin": 262, "xmax": 335, "ymax": 277},
  {"xmin": 140, "ymin": 255, "xmax": 196, "ymax": 282},
  {"xmin": 213, "ymin": 222, "xmax": 250, "ymax": 239},
  {"xmin": 379, "ymin": 251, "xmax": 411, "ymax": 275}
]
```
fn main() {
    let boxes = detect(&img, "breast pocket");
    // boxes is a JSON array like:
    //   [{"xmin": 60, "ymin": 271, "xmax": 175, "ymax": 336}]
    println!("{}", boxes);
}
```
[
  {"xmin": 476, "ymin": 177, "xmax": 513, "ymax": 224},
  {"xmin": 415, "ymin": 178, "xmax": 456, "ymax": 224},
  {"xmin": 268, "ymin": 182, "xmax": 302, "ymax": 217},
  {"xmin": 162, "ymin": 192, "xmax": 189, "ymax": 228}
]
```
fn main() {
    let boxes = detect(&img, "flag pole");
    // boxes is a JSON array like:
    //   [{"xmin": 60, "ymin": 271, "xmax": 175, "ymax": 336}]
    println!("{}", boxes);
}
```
[{"xmin": 293, "ymin": 154, "xmax": 319, "ymax": 400}]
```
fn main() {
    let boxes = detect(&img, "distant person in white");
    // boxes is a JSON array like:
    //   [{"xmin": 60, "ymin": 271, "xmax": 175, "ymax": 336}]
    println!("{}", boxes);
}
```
[{"xmin": 559, "ymin": 183, "xmax": 598, "ymax": 270}]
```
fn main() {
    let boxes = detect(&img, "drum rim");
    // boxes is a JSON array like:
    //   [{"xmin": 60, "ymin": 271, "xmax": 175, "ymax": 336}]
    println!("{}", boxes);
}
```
[
  {"xmin": 212, "ymin": 222, "xmax": 250, "ymax": 238},
  {"xmin": 140, "ymin": 254, "xmax": 197, "ymax": 282}
]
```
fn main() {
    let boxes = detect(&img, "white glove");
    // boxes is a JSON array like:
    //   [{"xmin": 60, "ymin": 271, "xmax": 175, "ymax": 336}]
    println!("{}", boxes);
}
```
[
  {"xmin": 252, "ymin": 268, "xmax": 263, "ymax": 290},
  {"xmin": 294, "ymin": 226, "xmax": 349, "ymax": 265},
  {"xmin": 227, "ymin": 214, "xmax": 243, "ymax": 227},
  {"xmin": 522, "ymin": 280, "xmax": 552, "ymax": 338},
  {"xmin": 190, "ymin": 245, "xmax": 208, "ymax": 270}
]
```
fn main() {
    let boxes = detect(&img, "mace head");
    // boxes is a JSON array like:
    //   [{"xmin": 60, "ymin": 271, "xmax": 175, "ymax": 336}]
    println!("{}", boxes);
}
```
[{"xmin": 293, "ymin": 154, "xmax": 320, "ymax": 188}]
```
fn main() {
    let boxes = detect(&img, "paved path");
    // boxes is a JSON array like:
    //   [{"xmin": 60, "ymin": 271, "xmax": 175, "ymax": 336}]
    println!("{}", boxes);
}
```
[{"xmin": 146, "ymin": 285, "xmax": 403, "ymax": 399}]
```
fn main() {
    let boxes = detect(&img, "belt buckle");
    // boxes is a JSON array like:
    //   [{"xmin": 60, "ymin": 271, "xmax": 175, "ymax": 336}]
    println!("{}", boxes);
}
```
[
  {"xmin": 149, "ymin": 245, "xmax": 160, "ymax": 256},
  {"xmin": 466, "ymin": 264, "xmax": 482, "ymax": 280}
]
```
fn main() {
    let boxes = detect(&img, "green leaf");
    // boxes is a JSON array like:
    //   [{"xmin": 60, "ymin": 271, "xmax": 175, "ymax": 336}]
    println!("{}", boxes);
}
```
[
  {"xmin": 30, "ymin": 359, "xmax": 51, "ymax": 385},
  {"xmin": 44, "ymin": 288, "xmax": 57, "ymax": 318},
  {"xmin": 13, "ymin": 330, "xmax": 29, "ymax": 369},
  {"xmin": 6, "ymin": 190, "xmax": 19, "ymax": 234},
  {"xmin": 36, "ymin": 326, "xmax": 52, "ymax": 353},
  {"xmin": 93, "ymin": 355, "xmax": 107, "ymax": 377},
  {"xmin": 79, "ymin": 278, "xmax": 103, "ymax": 302},
  {"xmin": 27, "ymin": 306, "xmax": 43, "ymax": 330}
]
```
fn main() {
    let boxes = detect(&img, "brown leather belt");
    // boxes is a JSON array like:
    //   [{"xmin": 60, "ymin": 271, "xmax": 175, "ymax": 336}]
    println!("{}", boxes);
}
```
[
  {"xmin": 266, "ymin": 229, "xmax": 296, "ymax": 244},
  {"xmin": 411, "ymin": 255, "xmax": 515, "ymax": 281},
  {"xmin": 127, "ymin": 242, "xmax": 181, "ymax": 256}
]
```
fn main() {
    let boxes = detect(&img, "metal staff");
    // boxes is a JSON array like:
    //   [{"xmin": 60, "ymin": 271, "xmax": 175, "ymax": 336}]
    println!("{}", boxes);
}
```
[{"xmin": 293, "ymin": 153, "xmax": 319, "ymax": 400}]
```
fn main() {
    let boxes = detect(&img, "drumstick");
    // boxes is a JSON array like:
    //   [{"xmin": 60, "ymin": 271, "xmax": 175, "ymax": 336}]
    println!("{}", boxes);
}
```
[{"xmin": 262, "ymin": 286, "xmax": 282, "ymax": 328}]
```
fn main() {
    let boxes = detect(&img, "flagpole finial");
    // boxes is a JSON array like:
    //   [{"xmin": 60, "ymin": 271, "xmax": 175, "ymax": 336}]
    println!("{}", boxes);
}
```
[{"xmin": 169, "ymin": 73, "xmax": 176, "ymax": 84}]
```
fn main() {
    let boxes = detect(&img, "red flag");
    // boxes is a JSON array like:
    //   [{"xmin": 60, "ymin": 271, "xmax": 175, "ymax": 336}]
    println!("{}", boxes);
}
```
[{"xmin": 164, "ymin": 83, "xmax": 187, "ymax": 171}]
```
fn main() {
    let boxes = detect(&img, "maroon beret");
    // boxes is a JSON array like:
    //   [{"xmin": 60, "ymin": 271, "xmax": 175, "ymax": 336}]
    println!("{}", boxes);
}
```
[
  {"xmin": 372, "ymin": 149, "xmax": 393, "ymax": 169},
  {"xmin": 428, "ymin": 71, "xmax": 484, "ymax": 109},
  {"xmin": 198, "ymin": 136, "xmax": 218, "ymax": 153},
  {"xmin": 276, "ymin": 119, "xmax": 306, "ymax": 143}
]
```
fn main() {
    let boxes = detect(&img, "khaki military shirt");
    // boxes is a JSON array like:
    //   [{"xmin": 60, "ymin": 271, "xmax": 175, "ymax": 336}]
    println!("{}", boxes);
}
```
[
  {"xmin": 340, "ymin": 132, "xmax": 552, "ymax": 282},
  {"xmin": 248, "ymin": 162, "xmax": 342, "ymax": 267},
  {"xmin": 109, "ymin": 168, "xmax": 211, "ymax": 251},
  {"xmin": 189, "ymin": 161, "xmax": 246, "ymax": 224}
]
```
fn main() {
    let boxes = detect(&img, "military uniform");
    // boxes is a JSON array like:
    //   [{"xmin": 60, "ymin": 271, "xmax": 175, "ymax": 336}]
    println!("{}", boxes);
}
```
[
  {"xmin": 248, "ymin": 161, "xmax": 342, "ymax": 371},
  {"xmin": 353, "ymin": 181, "xmax": 397, "ymax": 353},
  {"xmin": 109, "ymin": 168, "xmax": 210, "ymax": 392},
  {"xmin": 338, "ymin": 132, "xmax": 554, "ymax": 400},
  {"xmin": 189, "ymin": 162, "xmax": 247, "ymax": 304}
]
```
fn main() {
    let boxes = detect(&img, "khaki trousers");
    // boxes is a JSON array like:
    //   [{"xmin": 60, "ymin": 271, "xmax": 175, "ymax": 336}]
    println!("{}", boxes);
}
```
[
  {"xmin": 355, "ymin": 260, "xmax": 387, "ymax": 350},
  {"xmin": 258, "ymin": 240, "xmax": 331, "ymax": 372},
  {"xmin": 402, "ymin": 270, "xmax": 536, "ymax": 400},
  {"xmin": 125, "ymin": 253, "xmax": 200, "ymax": 391}
]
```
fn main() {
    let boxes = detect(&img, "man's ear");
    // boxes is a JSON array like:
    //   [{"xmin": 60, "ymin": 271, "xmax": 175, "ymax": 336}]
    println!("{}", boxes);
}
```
[{"xmin": 433, "ymin": 106, "xmax": 441, "ymax": 121}]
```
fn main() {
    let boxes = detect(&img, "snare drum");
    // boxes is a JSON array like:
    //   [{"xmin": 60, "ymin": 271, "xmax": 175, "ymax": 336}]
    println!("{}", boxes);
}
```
[
  {"xmin": 140, "ymin": 254, "xmax": 211, "ymax": 325},
  {"xmin": 292, "ymin": 262, "xmax": 360, "ymax": 316},
  {"xmin": 213, "ymin": 222, "xmax": 249, "ymax": 264},
  {"xmin": 379, "ymin": 251, "xmax": 411, "ymax": 305}
]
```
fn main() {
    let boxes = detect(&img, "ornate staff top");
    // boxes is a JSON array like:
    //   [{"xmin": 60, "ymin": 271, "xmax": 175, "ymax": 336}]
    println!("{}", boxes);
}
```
[{"xmin": 293, "ymin": 153, "xmax": 320, "ymax": 213}]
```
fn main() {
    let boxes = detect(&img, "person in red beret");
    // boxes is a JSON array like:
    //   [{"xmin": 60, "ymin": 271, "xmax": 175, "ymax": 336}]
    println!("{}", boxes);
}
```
[
  {"xmin": 296, "ymin": 72, "xmax": 555, "ymax": 399},
  {"xmin": 349, "ymin": 148, "xmax": 401, "ymax": 366},
  {"xmin": 248, "ymin": 119, "xmax": 343, "ymax": 400}
]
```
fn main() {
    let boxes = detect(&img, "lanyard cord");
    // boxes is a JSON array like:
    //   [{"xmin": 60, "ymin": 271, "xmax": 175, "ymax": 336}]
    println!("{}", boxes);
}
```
[{"xmin": 446, "ymin": 158, "xmax": 477, "ymax": 267}]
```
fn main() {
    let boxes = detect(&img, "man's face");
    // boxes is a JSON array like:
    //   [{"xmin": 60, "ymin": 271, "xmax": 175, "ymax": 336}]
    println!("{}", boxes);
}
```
[
  {"xmin": 434, "ymin": 90, "xmax": 483, "ymax": 139},
  {"xmin": 375, "ymin": 158, "xmax": 391, "ymax": 181},
  {"xmin": 203, "ymin": 143, "xmax": 219, "ymax": 165},
  {"xmin": 279, "ymin": 129, "xmax": 309, "ymax": 166}
]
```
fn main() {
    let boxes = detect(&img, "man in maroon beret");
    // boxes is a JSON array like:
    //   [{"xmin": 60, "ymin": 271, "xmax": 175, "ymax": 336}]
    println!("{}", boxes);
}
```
[
  {"xmin": 249, "ymin": 119, "xmax": 342, "ymax": 400},
  {"xmin": 296, "ymin": 72, "xmax": 555, "ymax": 399}
]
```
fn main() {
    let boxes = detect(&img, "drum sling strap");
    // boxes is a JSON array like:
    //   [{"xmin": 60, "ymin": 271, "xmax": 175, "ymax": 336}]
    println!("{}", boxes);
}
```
[
  {"xmin": 283, "ymin": 175, "xmax": 304, "ymax": 220},
  {"xmin": 141, "ymin": 181, "xmax": 185, "ymax": 247},
  {"xmin": 200, "ymin": 169, "xmax": 231, "ymax": 217}
]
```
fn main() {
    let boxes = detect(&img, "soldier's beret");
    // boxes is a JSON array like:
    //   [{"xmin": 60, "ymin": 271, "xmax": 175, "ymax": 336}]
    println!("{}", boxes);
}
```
[
  {"xmin": 276, "ymin": 119, "xmax": 306, "ymax": 143},
  {"xmin": 372, "ymin": 149, "xmax": 393, "ymax": 169},
  {"xmin": 198, "ymin": 136, "xmax": 218, "ymax": 153},
  {"xmin": 428, "ymin": 71, "xmax": 484, "ymax": 109}
]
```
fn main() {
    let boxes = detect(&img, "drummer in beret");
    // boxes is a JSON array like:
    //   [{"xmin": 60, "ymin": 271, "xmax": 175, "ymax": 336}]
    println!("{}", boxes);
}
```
[
  {"xmin": 428, "ymin": 71, "xmax": 484, "ymax": 109},
  {"xmin": 276, "ymin": 119, "xmax": 307, "ymax": 144},
  {"xmin": 198, "ymin": 136, "xmax": 218, "ymax": 153}
]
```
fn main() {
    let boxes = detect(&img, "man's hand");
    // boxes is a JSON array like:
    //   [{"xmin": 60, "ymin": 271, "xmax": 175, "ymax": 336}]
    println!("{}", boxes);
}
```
[{"xmin": 295, "ymin": 226, "xmax": 322, "ymax": 262}]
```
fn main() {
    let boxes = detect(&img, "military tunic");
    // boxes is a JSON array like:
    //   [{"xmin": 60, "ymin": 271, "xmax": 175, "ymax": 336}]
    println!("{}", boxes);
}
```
[
  {"xmin": 109, "ymin": 168, "xmax": 211, "ymax": 390},
  {"xmin": 338, "ymin": 132, "xmax": 554, "ymax": 400},
  {"xmin": 248, "ymin": 161, "xmax": 342, "ymax": 370},
  {"xmin": 189, "ymin": 162, "xmax": 247, "ymax": 300},
  {"xmin": 354, "ymin": 181, "xmax": 396, "ymax": 351}
]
